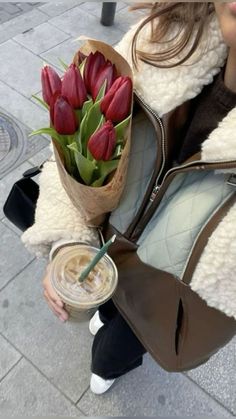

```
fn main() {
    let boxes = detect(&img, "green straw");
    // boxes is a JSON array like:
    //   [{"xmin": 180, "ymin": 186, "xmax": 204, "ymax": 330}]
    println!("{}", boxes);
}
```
[{"xmin": 78, "ymin": 235, "xmax": 116, "ymax": 283}]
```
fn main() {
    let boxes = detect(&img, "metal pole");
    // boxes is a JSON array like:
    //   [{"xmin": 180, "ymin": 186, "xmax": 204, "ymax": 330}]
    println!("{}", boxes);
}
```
[{"xmin": 100, "ymin": 2, "xmax": 117, "ymax": 26}]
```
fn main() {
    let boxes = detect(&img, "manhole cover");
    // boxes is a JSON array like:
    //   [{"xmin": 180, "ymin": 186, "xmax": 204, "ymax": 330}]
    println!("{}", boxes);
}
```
[
  {"xmin": 0, "ymin": 126, "xmax": 11, "ymax": 161},
  {"xmin": 0, "ymin": 113, "xmax": 27, "ymax": 177}
]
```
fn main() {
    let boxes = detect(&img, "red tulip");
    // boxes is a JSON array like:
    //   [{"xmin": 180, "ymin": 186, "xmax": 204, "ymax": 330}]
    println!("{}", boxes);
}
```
[
  {"xmin": 62, "ymin": 63, "xmax": 87, "ymax": 109},
  {"xmin": 88, "ymin": 120, "xmax": 116, "ymax": 161},
  {"xmin": 50, "ymin": 93, "xmax": 78, "ymax": 135},
  {"xmin": 91, "ymin": 61, "xmax": 117, "ymax": 101},
  {"xmin": 100, "ymin": 76, "xmax": 132, "ymax": 123},
  {"xmin": 83, "ymin": 51, "xmax": 106, "ymax": 94},
  {"xmin": 41, "ymin": 65, "xmax": 62, "ymax": 106}
]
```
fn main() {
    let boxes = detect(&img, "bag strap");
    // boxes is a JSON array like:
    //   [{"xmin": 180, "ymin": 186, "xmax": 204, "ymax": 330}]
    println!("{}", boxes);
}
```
[{"xmin": 22, "ymin": 161, "xmax": 46, "ymax": 179}]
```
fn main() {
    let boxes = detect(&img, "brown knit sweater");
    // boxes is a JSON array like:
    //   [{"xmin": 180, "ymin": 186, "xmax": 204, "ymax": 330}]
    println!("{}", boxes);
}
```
[{"xmin": 177, "ymin": 66, "xmax": 236, "ymax": 164}]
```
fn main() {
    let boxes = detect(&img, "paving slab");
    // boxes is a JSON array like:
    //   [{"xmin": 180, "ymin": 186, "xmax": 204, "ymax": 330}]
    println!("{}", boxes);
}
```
[
  {"xmin": 0, "ymin": 3, "xmax": 21, "ymax": 16},
  {"xmin": 0, "ymin": 222, "xmax": 35, "ymax": 290},
  {"xmin": 13, "ymin": 22, "xmax": 70, "ymax": 54},
  {"xmin": 0, "ymin": 80, "xmax": 48, "ymax": 130},
  {"xmin": 0, "ymin": 258, "xmax": 94, "ymax": 403},
  {"xmin": 114, "ymin": 6, "xmax": 145, "ymax": 33},
  {"xmin": 28, "ymin": 144, "xmax": 52, "ymax": 167},
  {"xmin": 0, "ymin": 9, "xmax": 49, "ymax": 44},
  {"xmin": 39, "ymin": 0, "xmax": 83, "ymax": 18},
  {"xmin": 0, "ymin": 3, "xmax": 42, "ymax": 25},
  {"xmin": 40, "ymin": 37, "xmax": 83, "ymax": 70},
  {"xmin": 186, "ymin": 336, "xmax": 236, "ymax": 415},
  {"xmin": 78, "ymin": 354, "xmax": 232, "ymax": 417},
  {"xmin": 0, "ymin": 160, "xmax": 34, "ymax": 219},
  {"xmin": 79, "ymin": 2, "xmax": 127, "ymax": 19},
  {"xmin": 0, "ymin": 334, "xmax": 21, "ymax": 380},
  {"xmin": 48, "ymin": 6, "xmax": 125, "ymax": 45},
  {"xmin": 0, "ymin": 358, "xmax": 83, "ymax": 416},
  {"xmin": 1, "ymin": 217, "xmax": 22, "ymax": 237},
  {"xmin": 0, "ymin": 40, "xmax": 48, "ymax": 97}
]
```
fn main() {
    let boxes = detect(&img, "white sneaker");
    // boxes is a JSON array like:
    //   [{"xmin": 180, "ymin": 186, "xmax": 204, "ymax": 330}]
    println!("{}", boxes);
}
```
[
  {"xmin": 89, "ymin": 310, "xmax": 104, "ymax": 336},
  {"xmin": 90, "ymin": 373, "xmax": 115, "ymax": 395}
]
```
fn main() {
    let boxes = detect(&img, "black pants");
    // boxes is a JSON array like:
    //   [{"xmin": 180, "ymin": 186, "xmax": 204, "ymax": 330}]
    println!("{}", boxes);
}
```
[{"xmin": 91, "ymin": 299, "xmax": 146, "ymax": 379}]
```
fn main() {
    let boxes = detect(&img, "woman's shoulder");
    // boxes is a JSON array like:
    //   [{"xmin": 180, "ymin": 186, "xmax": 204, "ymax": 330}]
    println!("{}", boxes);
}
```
[{"xmin": 114, "ymin": 14, "xmax": 227, "ymax": 117}]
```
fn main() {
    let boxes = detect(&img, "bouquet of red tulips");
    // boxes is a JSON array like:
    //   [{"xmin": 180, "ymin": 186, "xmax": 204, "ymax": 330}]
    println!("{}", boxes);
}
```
[{"xmin": 31, "ymin": 39, "xmax": 133, "ymax": 225}]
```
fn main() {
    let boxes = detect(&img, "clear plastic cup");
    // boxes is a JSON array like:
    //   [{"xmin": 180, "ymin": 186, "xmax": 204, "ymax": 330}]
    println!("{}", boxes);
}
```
[{"xmin": 49, "ymin": 244, "xmax": 118, "ymax": 322}]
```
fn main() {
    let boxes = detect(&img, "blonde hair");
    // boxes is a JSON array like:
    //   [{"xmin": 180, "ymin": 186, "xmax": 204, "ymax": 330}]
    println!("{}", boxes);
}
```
[{"xmin": 130, "ymin": 2, "xmax": 215, "ymax": 69}]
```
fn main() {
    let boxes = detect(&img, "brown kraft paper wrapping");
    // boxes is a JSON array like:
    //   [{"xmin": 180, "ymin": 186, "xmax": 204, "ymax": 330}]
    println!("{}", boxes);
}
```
[{"xmin": 52, "ymin": 39, "xmax": 133, "ymax": 226}]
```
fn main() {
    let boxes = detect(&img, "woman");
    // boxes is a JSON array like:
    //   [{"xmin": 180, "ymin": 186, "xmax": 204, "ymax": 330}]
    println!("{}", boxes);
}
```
[{"xmin": 22, "ymin": 2, "xmax": 236, "ymax": 394}]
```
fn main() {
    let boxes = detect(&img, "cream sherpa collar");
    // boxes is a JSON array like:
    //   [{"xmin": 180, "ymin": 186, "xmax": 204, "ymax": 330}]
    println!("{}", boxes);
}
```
[{"xmin": 115, "ymin": 14, "xmax": 236, "ymax": 166}]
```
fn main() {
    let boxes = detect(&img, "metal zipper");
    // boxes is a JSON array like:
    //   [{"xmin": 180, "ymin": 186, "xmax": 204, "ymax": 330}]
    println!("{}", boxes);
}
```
[
  {"xmin": 125, "ymin": 90, "xmax": 166, "ymax": 236},
  {"xmin": 134, "ymin": 90, "xmax": 166, "ymax": 181},
  {"xmin": 150, "ymin": 159, "xmax": 236, "ymax": 203},
  {"xmin": 131, "ymin": 90, "xmax": 236, "ymax": 241},
  {"xmin": 131, "ymin": 160, "xmax": 236, "ymax": 242}
]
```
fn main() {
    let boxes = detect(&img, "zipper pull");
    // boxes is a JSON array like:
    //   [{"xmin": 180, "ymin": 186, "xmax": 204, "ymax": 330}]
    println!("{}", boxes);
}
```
[
  {"xmin": 150, "ymin": 185, "xmax": 160, "ymax": 202},
  {"xmin": 227, "ymin": 173, "xmax": 236, "ymax": 187}
]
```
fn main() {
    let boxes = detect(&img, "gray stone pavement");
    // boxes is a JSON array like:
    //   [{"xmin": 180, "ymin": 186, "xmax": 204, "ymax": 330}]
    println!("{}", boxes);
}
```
[
  {"xmin": 0, "ymin": 2, "xmax": 43, "ymax": 24},
  {"xmin": 0, "ymin": 1, "xmax": 235, "ymax": 416}
]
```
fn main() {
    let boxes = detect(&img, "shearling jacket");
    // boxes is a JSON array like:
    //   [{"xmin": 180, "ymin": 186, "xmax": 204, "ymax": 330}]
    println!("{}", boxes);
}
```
[{"xmin": 22, "ymin": 13, "xmax": 236, "ymax": 321}]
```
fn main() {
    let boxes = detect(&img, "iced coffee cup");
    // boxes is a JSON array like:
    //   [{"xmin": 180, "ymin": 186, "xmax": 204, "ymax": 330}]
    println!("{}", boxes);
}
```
[{"xmin": 49, "ymin": 244, "xmax": 118, "ymax": 322}]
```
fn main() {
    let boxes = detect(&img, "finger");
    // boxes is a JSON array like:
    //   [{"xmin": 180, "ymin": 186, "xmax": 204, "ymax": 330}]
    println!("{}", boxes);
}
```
[
  {"xmin": 43, "ymin": 280, "xmax": 63, "ymax": 306},
  {"xmin": 45, "ymin": 296, "xmax": 68, "ymax": 322},
  {"xmin": 44, "ymin": 290, "xmax": 69, "ymax": 320},
  {"xmin": 43, "ymin": 289, "xmax": 64, "ymax": 314}
]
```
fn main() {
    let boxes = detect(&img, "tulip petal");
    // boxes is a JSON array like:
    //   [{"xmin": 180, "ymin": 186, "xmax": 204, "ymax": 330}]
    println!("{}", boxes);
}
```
[
  {"xmin": 51, "ymin": 94, "xmax": 78, "ymax": 135},
  {"xmin": 106, "ymin": 81, "xmax": 132, "ymax": 123},
  {"xmin": 100, "ymin": 76, "xmax": 132, "ymax": 123},
  {"xmin": 83, "ymin": 51, "xmax": 106, "ymax": 93},
  {"xmin": 41, "ymin": 65, "xmax": 62, "ymax": 106},
  {"xmin": 62, "ymin": 64, "xmax": 87, "ymax": 109},
  {"xmin": 87, "ymin": 120, "xmax": 116, "ymax": 161}
]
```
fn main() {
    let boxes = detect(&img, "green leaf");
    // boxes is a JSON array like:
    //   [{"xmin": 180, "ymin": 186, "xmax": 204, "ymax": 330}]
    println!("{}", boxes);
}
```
[
  {"xmin": 86, "ymin": 148, "xmax": 94, "ymax": 161},
  {"xmin": 58, "ymin": 58, "xmax": 69, "ymax": 70},
  {"xmin": 29, "ymin": 127, "xmax": 58, "ymax": 138},
  {"xmin": 97, "ymin": 114, "xmax": 105, "ymax": 130},
  {"xmin": 32, "ymin": 95, "xmax": 49, "ymax": 110},
  {"xmin": 86, "ymin": 100, "xmax": 103, "ymax": 140},
  {"xmin": 79, "ymin": 58, "xmax": 86, "ymax": 76},
  {"xmin": 81, "ymin": 99, "xmax": 93, "ymax": 119},
  {"xmin": 86, "ymin": 114, "xmax": 105, "ymax": 160},
  {"xmin": 68, "ymin": 143, "xmax": 96, "ymax": 185},
  {"xmin": 92, "ymin": 159, "xmax": 119, "ymax": 186},
  {"xmin": 91, "ymin": 177, "xmax": 106, "ymax": 187},
  {"xmin": 98, "ymin": 159, "xmax": 119, "ymax": 177},
  {"xmin": 29, "ymin": 127, "xmax": 69, "ymax": 147},
  {"xmin": 80, "ymin": 101, "xmax": 103, "ymax": 156},
  {"xmin": 114, "ymin": 114, "xmax": 131, "ymax": 141},
  {"xmin": 112, "ymin": 144, "xmax": 123, "ymax": 159},
  {"xmin": 78, "ymin": 112, "xmax": 88, "ymax": 154},
  {"xmin": 95, "ymin": 79, "xmax": 107, "ymax": 102},
  {"xmin": 75, "ymin": 109, "xmax": 82, "ymax": 124}
]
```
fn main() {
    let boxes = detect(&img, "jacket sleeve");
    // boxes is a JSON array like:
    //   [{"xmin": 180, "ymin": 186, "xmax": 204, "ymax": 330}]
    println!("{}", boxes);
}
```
[{"xmin": 21, "ymin": 152, "xmax": 100, "ymax": 258}]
